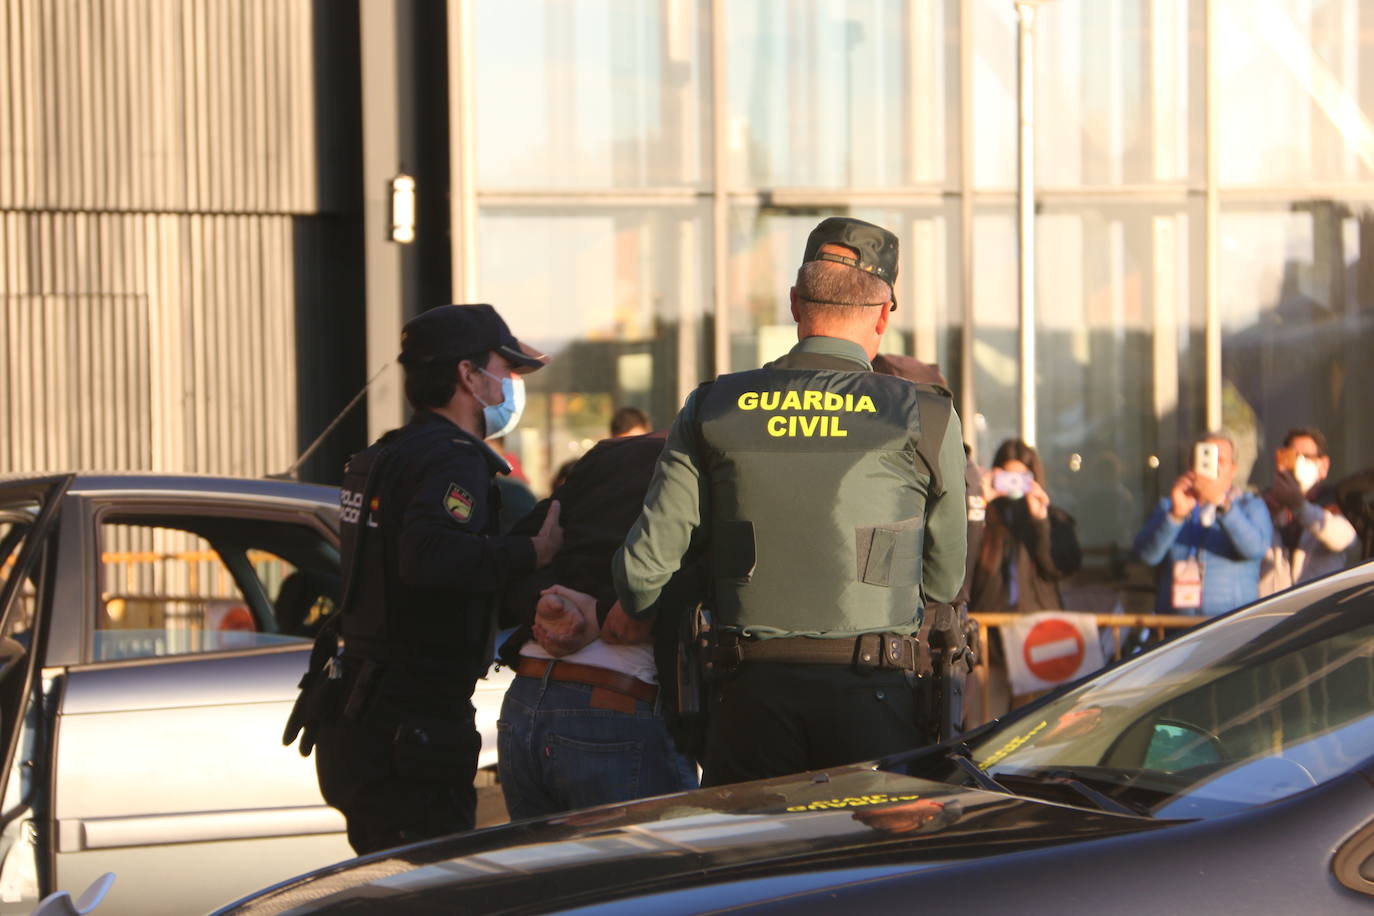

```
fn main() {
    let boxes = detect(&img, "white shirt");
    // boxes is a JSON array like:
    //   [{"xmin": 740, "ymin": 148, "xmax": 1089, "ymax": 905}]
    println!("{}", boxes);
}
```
[{"xmin": 519, "ymin": 638, "xmax": 658, "ymax": 684}]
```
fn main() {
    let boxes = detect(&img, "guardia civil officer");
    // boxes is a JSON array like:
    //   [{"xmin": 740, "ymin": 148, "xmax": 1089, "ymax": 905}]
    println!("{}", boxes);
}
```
[
  {"xmin": 314, "ymin": 304, "xmax": 563, "ymax": 854},
  {"xmin": 609, "ymin": 218, "xmax": 967, "ymax": 786}
]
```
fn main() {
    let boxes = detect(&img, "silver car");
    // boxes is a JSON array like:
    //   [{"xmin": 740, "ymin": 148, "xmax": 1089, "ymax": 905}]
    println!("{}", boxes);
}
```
[{"xmin": 0, "ymin": 473, "xmax": 511, "ymax": 915}]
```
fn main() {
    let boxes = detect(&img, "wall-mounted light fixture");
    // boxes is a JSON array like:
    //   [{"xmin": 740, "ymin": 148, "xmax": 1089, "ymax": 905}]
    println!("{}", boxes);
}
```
[{"xmin": 390, "ymin": 173, "xmax": 416, "ymax": 244}]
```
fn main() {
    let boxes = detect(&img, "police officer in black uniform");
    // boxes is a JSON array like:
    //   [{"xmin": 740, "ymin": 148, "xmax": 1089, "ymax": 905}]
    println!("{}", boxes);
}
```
[
  {"xmin": 314, "ymin": 303, "xmax": 563, "ymax": 854},
  {"xmin": 611, "ymin": 218, "xmax": 967, "ymax": 786}
]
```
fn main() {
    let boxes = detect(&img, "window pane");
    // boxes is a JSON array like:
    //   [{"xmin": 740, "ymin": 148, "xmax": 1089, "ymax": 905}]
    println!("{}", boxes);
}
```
[
  {"xmin": 973, "ymin": 0, "xmax": 1017, "ymax": 189},
  {"xmin": 0, "ymin": 502, "xmax": 40, "ymax": 643},
  {"xmin": 977, "ymin": 0, "xmax": 1201, "ymax": 189},
  {"xmin": 1220, "ymin": 202, "xmax": 1374, "ymax": 486},
  {"xmin": 727, "ymin": 207, "xmax": 960, "ymax": 382},
  {"xmin": 1218, "ymin": 0, "xmax": 1374, "ymax": 184},
  {"xmin": 477, "ymin": 207, "xmax": 709, "ymax": 492},
  {"xmin": 1036, "ymin": 0, "xmax": 1200, "ymax": 186},
  {"xmin": 971, "ymin": 210, "xmax": 1019, "ymax": 455},
  {"xmin": 727, "ymin": 0, "xmax": 952, "ymax": 188},
  {"xmin": 474, "ymin": 0, "xmax": 705, "ymax": 189},
  {"xmin": 1034, "ymin": 204, "xmax": 1204, "ymax": 577},
  {"xmin": 98, "ymin": 519, "xmax": 337, "ymax": 660}
]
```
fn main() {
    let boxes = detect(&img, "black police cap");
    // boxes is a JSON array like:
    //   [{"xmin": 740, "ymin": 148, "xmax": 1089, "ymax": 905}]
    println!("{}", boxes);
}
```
[
  {"xmin": 802, "ymin": 217, "xmax": 900, "ymax": 310},
  {"xmin": 399, "ymin": 304, "xmax": 547, "ymax": 373}
]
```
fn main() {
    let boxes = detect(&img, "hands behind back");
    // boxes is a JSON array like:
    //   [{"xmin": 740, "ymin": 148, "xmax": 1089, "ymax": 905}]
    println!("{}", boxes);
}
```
[{"xmin": 531, "ymin": 584, "xmax": 599, "ymax": 657}]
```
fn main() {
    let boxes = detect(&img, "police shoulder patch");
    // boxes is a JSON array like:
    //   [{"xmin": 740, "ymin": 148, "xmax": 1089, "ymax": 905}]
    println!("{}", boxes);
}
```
[{"xmin": 445, "ymin": 482, "xmax": 474, "ymax": 522}]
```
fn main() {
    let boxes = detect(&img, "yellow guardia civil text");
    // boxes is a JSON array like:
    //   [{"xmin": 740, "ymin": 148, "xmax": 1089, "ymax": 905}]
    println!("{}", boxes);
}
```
[{"xmin": 736, "ymin": 389, "xmax": 878, "ymax": 439}]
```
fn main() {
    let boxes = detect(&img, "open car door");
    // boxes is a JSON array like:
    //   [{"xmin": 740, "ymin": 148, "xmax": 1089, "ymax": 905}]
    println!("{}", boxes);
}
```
[
  {"xmin": 48, "ymin": 490, "xmax": 351, "ymax": 915},
  {"xmin": 0, "ymin": 475, "xmax": 72, "ymax": 913}
]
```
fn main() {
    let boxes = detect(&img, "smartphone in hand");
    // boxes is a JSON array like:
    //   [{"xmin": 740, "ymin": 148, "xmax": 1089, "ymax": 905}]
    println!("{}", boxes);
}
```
[
  {"xmin": 991, "ymin": 469, "xmax": 1035, "ymax": 498},
  {"xmin": 1194, "ymin": 442, "xmax": 1220, "ymax": 480}
]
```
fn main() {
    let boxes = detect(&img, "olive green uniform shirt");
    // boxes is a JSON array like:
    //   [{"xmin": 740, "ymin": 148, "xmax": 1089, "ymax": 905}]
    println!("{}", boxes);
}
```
[{"xmin": 612, "ymin": 336, "xmax": 967, "ymax": 637}]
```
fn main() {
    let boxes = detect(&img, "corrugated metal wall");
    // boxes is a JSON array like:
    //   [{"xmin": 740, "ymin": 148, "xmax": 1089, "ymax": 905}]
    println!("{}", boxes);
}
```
[{"xmin": 0, "ymin": 0, "xmax": 318, "ymax": 476}]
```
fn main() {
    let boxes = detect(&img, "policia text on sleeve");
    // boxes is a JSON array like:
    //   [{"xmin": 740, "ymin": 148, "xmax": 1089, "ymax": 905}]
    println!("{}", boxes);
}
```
[{"xmin": 612, "ymin": 217, "xmax": 968, "ymax": 786}]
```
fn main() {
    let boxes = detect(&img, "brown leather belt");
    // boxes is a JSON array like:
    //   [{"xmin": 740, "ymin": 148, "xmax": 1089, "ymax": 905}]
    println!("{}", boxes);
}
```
[
  {"xmin": 515, "ymin": 657, "xmax": 658, "ymax": 704},
  {"xmin": 710, "ymin": 632, "xmax": 919, "ymax": 671}
]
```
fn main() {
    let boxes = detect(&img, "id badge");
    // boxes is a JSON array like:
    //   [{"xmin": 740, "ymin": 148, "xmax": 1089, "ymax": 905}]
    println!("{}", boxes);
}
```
[{"xmin": 1172, "ymin": 558, "xmax": 1203, "ymax": 609}]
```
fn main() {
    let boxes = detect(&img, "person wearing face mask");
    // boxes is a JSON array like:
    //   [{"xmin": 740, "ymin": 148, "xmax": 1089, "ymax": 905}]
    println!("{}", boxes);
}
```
[
  {"xmin": 312, "ymin": 303, "xmax": 565, "ymax": 855},
  {"xmin": 1259, "ymin": 427, "xmax": 1357, "ymax": 596}
]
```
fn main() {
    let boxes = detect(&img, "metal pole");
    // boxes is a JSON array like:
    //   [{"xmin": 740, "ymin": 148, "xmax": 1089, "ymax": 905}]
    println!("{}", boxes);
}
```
[
  {"xmin": 1203, "ymin": 0, "xmax": 1222, "ymax": 431},
  {"xmin": 449, "ymin": 0, "xmax": 479, "ymax": 301},
  {"xmin": 359, "ymin": 0, "xmax": 405, "ymax": 439},
  {"xmin": 1015, "ymin": 1, "xmax": 1040, "ymax": 447},
  {"xmin": 710, "ymin": 0, "xmax": 730, "ymax": 379},
  {"xmin": 960, "ymin": 0, "xmax": 977, "ymax": 458}
]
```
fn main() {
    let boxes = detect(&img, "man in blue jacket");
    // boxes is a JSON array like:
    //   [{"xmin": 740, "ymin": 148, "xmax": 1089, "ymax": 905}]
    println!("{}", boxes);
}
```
[{"xmin": 1134, "ymin": 432, "xmax": 1273, "ymax": 616}]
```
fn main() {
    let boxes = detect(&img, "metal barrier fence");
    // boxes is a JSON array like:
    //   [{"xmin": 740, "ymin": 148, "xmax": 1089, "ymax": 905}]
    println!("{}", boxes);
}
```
[{"xmin": 967, "ymin": 611, "xmax": 1203, "ymax": 726}]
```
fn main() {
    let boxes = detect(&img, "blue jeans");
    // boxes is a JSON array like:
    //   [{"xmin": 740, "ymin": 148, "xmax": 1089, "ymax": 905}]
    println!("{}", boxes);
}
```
[{"xmin": 497, "ymin": 672, "xmax": 698, "ymax": 821}]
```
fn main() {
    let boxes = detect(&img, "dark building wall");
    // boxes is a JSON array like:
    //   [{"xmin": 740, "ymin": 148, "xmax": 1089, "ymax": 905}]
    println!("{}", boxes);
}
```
[{"xmin": 0, "ymin": 0, "xmax": 369, "ymax": 481}]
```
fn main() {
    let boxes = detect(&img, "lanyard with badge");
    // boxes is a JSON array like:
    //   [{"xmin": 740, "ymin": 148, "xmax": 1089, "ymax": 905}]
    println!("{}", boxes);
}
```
[{"xmin": 1172, "ymin": 506, "xmax": 1205, "ymax": 610}]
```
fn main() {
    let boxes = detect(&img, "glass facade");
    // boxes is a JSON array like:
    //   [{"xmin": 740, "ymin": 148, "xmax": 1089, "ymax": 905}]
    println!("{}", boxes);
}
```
[
  {"xmin": 725, "ymin": 0, "xmax": 953, "ymax": 188},
  {"xmin": 473, "ymin": 0, "xmax": 706, "ymax": 189},
  {"xmin": 1220, "ymin": 201, "xmax": 1374, "ymax": 486},
  {"xmin": 464, "ymin": 0, "xmax": 1374, "ymax": 573}
]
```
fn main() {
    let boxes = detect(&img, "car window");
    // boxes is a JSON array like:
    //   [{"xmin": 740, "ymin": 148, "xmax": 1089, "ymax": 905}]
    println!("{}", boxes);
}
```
[
  {"xmin": 96, "ymin": 514, "xmax": 340, "ymax": 662},
  {"xmin": 0, "ymin": 505, "xmax": 40, "ymax": 644}
]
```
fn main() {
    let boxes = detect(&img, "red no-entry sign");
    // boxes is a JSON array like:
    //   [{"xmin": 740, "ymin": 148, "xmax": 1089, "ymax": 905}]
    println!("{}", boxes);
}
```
[{"xmin": 1021, "ymin": 617, "xmax": 1086, "ymax": 683}]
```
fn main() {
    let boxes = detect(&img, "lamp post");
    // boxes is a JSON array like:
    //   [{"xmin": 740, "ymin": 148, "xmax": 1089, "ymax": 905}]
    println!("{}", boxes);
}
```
[{"xmin": 1015, "ymin": 0, "xmax": 1049, "ymax": 447}]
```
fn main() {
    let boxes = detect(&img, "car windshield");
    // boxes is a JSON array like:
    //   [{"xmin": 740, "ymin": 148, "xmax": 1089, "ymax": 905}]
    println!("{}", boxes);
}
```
[{"xmin": 953, "ymin": 570, "xmax": 1374, "ymax": 819}]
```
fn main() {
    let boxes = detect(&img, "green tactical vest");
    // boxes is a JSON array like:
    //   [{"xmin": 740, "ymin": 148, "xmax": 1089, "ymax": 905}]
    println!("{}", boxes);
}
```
[{"xmin": 694, "ymin": 352, "xmax": 951, "ymax": 638}]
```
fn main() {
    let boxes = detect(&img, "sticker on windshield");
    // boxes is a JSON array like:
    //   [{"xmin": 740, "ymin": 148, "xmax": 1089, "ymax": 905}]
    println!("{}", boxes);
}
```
[
  {"xmin": 976, "ymin": 719, "xmax": 1048, "ymax": 769},
  {"xmin": 785, "ymin": 793, "xmax": 922, "ymax": 813}
]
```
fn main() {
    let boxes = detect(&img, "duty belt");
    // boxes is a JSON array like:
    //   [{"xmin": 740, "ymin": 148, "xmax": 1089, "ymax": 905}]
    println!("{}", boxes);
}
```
[{"xmin": 710, "ymin": 632, "xmax": 919, "ymax": 672}]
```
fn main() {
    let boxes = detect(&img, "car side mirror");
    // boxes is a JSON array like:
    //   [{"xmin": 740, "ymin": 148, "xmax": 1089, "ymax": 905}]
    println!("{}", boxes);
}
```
[{"xmin": 1144, "ymin": 721, "xmax": 1224, "ymax": 772}]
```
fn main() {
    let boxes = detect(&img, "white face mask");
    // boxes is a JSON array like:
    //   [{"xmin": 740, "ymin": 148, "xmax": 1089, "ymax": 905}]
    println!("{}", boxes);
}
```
[
  {"xmin": 1293, "ymin": 455, "xmax": 1322, "ymax": 494},
  {"xmin": 474, "ymin": 368, "xmax": 526, "ymax": 439}
]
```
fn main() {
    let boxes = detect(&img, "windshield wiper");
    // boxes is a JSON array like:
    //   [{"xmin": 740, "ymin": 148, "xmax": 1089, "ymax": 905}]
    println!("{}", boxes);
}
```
[
  {"xmin": 946, "ymin": 749, "xmax": 1010, "ymax": 794},
  {"xmin": 995, "ymin": 769, "xmax": 1147, "ymax": 817},
  {"xmin": 1056, "ymin": 777, "xmax": 1141, "ymax": 816}
]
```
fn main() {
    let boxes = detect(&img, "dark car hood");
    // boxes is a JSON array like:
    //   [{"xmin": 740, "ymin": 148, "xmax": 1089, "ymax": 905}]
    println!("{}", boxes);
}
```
[{"xmin": 221, "ymin": 764, "xmax": 1167, "ymax": 915}]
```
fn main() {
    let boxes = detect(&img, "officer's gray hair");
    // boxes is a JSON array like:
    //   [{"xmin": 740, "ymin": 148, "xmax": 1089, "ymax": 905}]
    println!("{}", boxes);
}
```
[{"xmin": 794, "ymin": 259, "xmax": 891, "ymax": 319}]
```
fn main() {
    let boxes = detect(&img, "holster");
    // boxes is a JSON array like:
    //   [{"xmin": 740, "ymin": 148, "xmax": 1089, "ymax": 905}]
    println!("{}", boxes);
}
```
[
  {"xmin": 677, "ymin": 603, "xmax": 713, "ymax": 714},
  {"xmin": 920, "ymin": 602, "xmax": 978, "ymax": 744}
]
